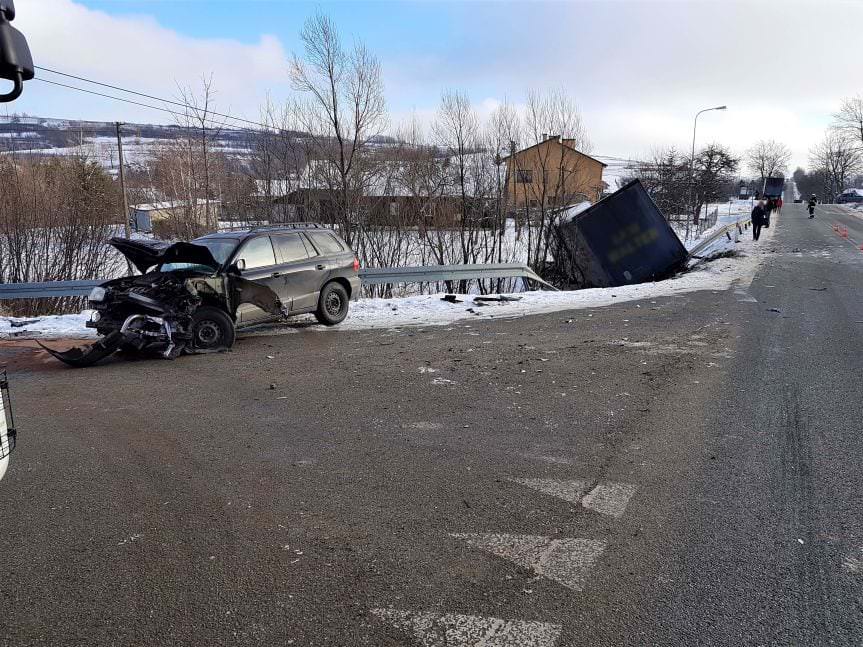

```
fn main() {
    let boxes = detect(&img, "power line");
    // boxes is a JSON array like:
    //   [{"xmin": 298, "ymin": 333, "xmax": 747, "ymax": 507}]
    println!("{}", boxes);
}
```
[
  {"xmin": 35, "ymin": 78, "xmax": 198, "ymax": 121},
  {"xmin": 34, "ymin": 65, "xmax": 271, "ymax": 131},
  {"xmin": 33, "ymin": 78, "xmax": 265, "ymax": 137}
]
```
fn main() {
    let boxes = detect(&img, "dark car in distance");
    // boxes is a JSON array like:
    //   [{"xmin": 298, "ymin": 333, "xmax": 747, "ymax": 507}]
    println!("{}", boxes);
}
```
[
  {"xmin": 835, "ymin": 190, "xmax": 863, "ymax": 204},
  {"xmin": 40, "ymin": 224, "xmax": 361, "ymax": 367}
]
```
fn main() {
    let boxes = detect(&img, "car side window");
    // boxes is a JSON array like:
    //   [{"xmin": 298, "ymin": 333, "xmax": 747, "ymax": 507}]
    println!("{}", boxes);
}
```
[
  {"xmin": 307, "ymin": 231, "xmax": 345, "ymax": 254},
  {"xmin": 237, "ymin": 236, "xmax": 276, "ymax": 269},
  {"xmin": 272, "ymin": 233, "xmax": 310, "ymax": 264}
]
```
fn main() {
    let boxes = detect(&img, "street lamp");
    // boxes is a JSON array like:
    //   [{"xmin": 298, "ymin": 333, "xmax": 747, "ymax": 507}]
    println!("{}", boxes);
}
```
[{"xmin": 689, "ymin": 105, "xmax": 727, "ymax": 224}]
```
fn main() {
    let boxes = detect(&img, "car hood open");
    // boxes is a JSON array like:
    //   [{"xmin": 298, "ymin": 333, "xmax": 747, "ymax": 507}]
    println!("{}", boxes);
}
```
[{"xmin": 110, "ymin": 237, "xmax": 220, "ymax": 274}]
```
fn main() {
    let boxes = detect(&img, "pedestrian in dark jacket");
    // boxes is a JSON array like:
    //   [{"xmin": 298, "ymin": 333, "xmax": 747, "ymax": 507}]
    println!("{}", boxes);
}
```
[{"xmin": 751, "ymin": 201, "xmax": 766, "ymax": 240}]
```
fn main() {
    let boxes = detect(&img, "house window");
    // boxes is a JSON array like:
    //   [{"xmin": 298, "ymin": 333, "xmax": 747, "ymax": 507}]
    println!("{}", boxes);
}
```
[
  {"xmin": 516, "ymin": 169, "xmax": 533, "ymax": 183},
  {"xmin": 389, "ymin": 201, "xmax": 399, "ymax": 217}
]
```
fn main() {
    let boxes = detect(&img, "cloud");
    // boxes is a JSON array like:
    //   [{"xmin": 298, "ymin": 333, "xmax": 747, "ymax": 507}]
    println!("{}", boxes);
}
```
[
  {"xmin": 7, "ymin": 0, "xmax": 858, "ymax": 172},
  {"xmin": 12, "ymin": 0, "xmax": 291, "ymax": 125}
]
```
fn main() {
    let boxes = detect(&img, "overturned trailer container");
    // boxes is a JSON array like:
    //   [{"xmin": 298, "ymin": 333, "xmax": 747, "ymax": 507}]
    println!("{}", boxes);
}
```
[{"xmin": 554, "ymin": 179, "xmax": 688, "ymax": 289}]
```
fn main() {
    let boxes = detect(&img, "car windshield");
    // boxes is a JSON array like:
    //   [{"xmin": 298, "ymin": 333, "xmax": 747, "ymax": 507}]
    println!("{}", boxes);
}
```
[
  {"xmin": 191, "ymin": 237, "xmax": 240, "ymax": 266},
  {"xmin": 158, "ymin": 262, "xmax": 218, "ymax": 273},
  {"xmin": 157, "ymin": 238, "xmax": 239, "ymax": 273}
]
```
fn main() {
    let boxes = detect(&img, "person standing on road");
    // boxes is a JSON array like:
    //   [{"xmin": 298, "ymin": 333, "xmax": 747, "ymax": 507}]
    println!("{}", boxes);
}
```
[
  {"xmin": 808, "ymin": 194, "xmax": 817, "ymax": 218},
  {"xmin": 751, "ymin": 200, "xmax": 766, "ymax": 240}
]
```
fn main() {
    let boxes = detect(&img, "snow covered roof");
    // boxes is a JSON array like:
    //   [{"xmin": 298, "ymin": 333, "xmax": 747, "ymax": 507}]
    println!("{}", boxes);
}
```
[
  {"xmin": 841, "ymin": 188, "xmax": 863, "ymax": 196},
  {"xmin": 130, "ymin": 199, "xmax": 220, "ymax": 211},
  {"xmin": 558, "ymin": 201, "xmax": 593, "ymax": 223},
  {"xmin": 253, "ymin": 179, "xmax": 300, "ymax": 198}
]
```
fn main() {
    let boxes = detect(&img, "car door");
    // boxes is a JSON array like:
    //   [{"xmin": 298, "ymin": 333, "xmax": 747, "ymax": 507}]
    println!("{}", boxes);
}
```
[
  {"xmin": 232, "ymin": 235, "xmax": 282, "ymax": 324},
  {"xmin": 271, "ymin": 233, "xmax": 321, "ymax": 313}
]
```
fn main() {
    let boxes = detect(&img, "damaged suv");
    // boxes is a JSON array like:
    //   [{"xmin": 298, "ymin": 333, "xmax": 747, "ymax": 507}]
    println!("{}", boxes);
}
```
[{"xmin": 41, "ymin": 224, "xmax": 361, "ymax": 367}]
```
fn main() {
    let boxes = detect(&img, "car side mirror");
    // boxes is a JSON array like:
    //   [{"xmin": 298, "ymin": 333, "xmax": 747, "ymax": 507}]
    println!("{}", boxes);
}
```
[
  {"xmin": 0, "ymin": 1, "xmax": 34, "ymax": 103},
  {"xmin": 231, "ymin": 258, "xmax": 246, "ymax": 273}
]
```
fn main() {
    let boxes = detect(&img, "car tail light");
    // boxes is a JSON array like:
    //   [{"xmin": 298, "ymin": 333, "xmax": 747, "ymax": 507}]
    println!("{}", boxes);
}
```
[{"xmin": 353, "ymin": 258, "xmax": 360, "ymax": 271}]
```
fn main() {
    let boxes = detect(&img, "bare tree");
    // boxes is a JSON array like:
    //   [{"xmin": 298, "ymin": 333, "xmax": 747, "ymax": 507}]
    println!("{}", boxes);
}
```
[
  {"xmin": 248, "ymin": 96, "xmax": 310, "ymax": 223},
  {"xmin": 745, "ymin": 139, "xmax": 791, "ymax": 183},
  {"xmin": 175, "ymin": 75, "xmax": 229, "ymax": 231},
  {"xmin": 809, "ymin": 131, "xmax": 862, "ymax": 200},
  {"xmin": 833, "ymin": 95, "xmax": 863, "ymax": 146},
  {"xmin": 691, "ymin": 143, "xmax": 738, "ymax": 227},
  {"xmin": 0, "ymin": 154, "xmax": 122, "ymax": 315},
  {"xmin": 289, "ymin": 13, "xmax": 387, "ymax": 246},
  {"xmin": 517, "ymin": 89, "xmax": 591, "ymax": 271},
  {"xmin": 485, "ymin": 100, "xmax": 521, "ymax": 266}
]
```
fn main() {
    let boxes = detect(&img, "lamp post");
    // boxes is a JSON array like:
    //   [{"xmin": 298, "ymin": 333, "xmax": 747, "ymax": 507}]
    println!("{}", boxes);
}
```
[{"xmin": 689, "ymin": 105, "xmax": 726, "ymax": 225}]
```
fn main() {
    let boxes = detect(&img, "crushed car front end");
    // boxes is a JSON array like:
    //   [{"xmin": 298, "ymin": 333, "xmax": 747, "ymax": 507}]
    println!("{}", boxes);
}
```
[{"xmin": 39, "ymin": 237, "xmax": 286, "ymax": 368}]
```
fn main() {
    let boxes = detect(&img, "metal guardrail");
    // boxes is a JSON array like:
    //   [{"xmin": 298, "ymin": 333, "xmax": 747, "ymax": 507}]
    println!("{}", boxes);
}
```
[
  {"xmin": 0, "ymin": 279, "xmax": 100, "ymax": 299},
  {"xmin": 688, "ymin": 215, "xmax": 751, "ymax": 257},
  {"xmin": 0, "ymin": 263, "xmax": 556, "ymax": 300},
  {"xmin": 359, "ymin": 263, "xmax": 555, "ymax": 289}
]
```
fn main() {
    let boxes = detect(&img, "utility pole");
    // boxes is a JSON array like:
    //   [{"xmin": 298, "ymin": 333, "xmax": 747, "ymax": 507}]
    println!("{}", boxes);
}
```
[{"xmin": 115, "ymin": 122, "xmax": 131, "ymax": 240}]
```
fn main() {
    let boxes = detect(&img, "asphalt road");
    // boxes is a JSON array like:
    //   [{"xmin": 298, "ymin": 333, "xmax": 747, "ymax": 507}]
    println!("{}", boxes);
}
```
[{"xmin": 1, "ymin": 201, "xmax": 863, "ymax": 646}]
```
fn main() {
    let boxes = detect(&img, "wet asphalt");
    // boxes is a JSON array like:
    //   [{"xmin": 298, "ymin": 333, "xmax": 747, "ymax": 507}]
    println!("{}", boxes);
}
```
[{"xmin": 1, "ymin": 202, "xmax": 862, "ymax": 646}]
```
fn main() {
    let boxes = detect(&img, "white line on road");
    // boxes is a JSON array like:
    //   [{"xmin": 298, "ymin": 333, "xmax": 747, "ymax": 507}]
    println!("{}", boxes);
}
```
[
  {"xmin": 843, "ymin": 546, "xmax": 863, "ymax": 573},
  {"xmin": 581, "ymin": 482, "xmax": 638, "ymax": 518},
  {"xmin": 512, "ymin": 478, "xmax": 637, "ymax": 518},
  {"xmin": 451, "ymin": 532, "xmax": 607, "ymax": 591},
  {"xmin": 371, "ymin": 608, "xmax": 562, "ymax": 646},
  {"xmin": 512, "ymin": 478, "xmax": 590, "ymax": 504}
]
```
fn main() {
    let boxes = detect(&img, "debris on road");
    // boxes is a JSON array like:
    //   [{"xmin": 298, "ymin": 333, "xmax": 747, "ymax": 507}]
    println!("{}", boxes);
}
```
[
  {"xmin": 9, "ymin": 319, "xmax": 39, "ymax": 328},
  {"xmin": 474, "ymin": 295, "xmax": 524, "ymax": 303}
]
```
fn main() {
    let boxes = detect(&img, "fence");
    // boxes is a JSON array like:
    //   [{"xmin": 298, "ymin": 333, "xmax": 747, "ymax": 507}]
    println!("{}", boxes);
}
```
[{"xmin": 694, "ymin": 207, "xmax": 719, "ymax": 238}]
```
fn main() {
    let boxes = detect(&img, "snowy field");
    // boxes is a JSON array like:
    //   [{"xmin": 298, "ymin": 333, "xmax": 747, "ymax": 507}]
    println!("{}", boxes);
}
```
[{"xmin": 1, "ymin": 214, "xmax": 770, "ymax": 342}]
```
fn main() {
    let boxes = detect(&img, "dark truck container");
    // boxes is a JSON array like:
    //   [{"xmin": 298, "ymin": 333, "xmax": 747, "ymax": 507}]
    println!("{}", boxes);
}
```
[
  {"xmin": 762, "ymin": 177, "xmax": 785, "ymax": 199},
  {"xmin": 554, "ymin": 179, "xmax": 688, "ymax": 288}
]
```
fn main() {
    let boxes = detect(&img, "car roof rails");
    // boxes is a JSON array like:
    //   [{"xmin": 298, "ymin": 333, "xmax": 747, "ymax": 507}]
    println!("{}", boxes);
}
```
[
  {"xmin": 248, "ymin": 222, "xmax": 328, "ymax": 233},
  {"xmin": 214, "ymin": 222, "xmax": 329, "ymax": 234}
]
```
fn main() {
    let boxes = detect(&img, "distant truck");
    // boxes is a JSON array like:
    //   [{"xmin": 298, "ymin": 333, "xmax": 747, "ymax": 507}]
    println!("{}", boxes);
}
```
[{"xmin": 761, "ymin": 177, "xmax": 785, "ymax": 199}]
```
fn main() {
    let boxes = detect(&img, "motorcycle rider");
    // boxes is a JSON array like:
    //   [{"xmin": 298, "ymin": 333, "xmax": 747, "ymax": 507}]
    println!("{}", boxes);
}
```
[{"xmin": 808, "ymin": 194, "xmax": 817, "ymax": 218}]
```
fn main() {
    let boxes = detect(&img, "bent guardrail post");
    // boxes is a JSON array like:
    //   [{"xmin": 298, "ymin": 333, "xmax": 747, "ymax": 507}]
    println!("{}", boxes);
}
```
[{"xmin": 688, "ymin": 215, "xmax": 751, "ymax": 258}]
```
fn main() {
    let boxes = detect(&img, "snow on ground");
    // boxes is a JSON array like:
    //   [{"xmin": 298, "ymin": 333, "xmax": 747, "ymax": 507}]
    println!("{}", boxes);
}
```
[
  {"xmin": 0, "ymin": 312, "xmax": 96, "ymax": 340},
  {"xmin": 1, "ymin": 215, "xmax": 774, "ymax": 342}
]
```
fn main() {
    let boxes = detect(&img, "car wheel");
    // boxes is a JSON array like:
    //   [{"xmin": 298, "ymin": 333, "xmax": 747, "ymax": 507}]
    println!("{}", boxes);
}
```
[
  {"xmin": 189, "ymin": 306, "xmax": 236, "ymax": 351},
  {"xmin": 315, "ymin": 282, "xmax": 349, "ymax": 326}
]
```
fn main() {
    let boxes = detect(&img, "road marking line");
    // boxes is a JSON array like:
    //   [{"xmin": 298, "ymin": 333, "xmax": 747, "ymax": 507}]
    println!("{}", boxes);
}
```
[
  {"xmin": 371, "ymin": 608, "xmax": 562, "ymax": 646},
  {"xmin": 581, "ymin": 482, "xmax": 638, "ymax": 518},
  {"xmin": 451, "ymin": 532, "xmax": 607, "ymax": 591},
  {"xmin": 512, "ymin": 478, "xmax": 637, "ymax": 518},
  {"xmin": 843, "ymin": 546, "xmax": 863, "ymax": 573},
  {"xmin": 512, "ymin": 478, "xmax": 590, "ymax": 504}
]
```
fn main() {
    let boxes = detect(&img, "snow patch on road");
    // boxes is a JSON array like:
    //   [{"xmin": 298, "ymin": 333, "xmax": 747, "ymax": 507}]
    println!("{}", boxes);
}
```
[{"xmin": 371, "ymin": 608, "xmax": 563, "ymax": 646}]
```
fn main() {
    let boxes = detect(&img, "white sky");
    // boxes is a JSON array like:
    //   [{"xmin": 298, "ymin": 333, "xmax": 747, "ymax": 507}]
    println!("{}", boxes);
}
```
[{"xmin": 8, "ymin": 0, "xmax": 861, "ymax": 173}]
